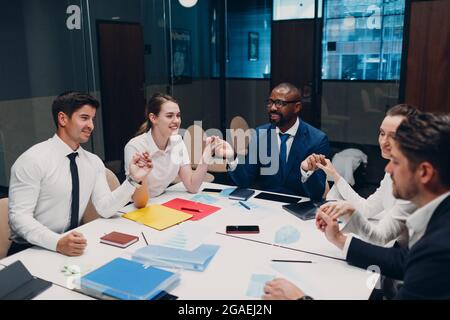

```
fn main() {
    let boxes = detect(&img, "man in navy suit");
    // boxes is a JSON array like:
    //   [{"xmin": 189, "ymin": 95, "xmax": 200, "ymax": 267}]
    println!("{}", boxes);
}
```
[
  {"xmin": 263, "ymin": 113, "xmax": 450, "ymax": 300},
  {"xmin": 228, "ymin": 83, "xmax": 330, "ymax": 200}
]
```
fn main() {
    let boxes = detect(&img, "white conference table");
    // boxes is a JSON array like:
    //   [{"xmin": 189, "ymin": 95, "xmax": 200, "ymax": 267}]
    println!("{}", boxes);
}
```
[{"xmin": 0, "ymin": 182, "xmax": 377, "ymax": 300}]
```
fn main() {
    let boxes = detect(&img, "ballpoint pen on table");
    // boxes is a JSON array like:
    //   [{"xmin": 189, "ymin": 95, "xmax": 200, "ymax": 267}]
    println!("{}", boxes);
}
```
[
  {"xmin": 181, "ymin": 207, "xmax": 202, "ymax": 213},
  {"xmin": 271, "ymin": 259, "xmax": 312, "ymax": 263},
  {"xmin": 141, "ymin": 232, "xmax": 149, "ymax": 245},
  {"xmin": 239, "ymin": 201, "xmax": 251, "ymax": 210}
]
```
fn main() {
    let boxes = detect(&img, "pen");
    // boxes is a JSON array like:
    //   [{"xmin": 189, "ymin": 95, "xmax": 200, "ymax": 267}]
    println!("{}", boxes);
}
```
[
  {"xmin": 181, "ymin": 207, "xmax": 202, "ymax": 213},
  {"xmin": 271, "ymin": 259, "xmax": 312, "ymax": 263},
  {"xmin": 239, "ymin": 201, "xmax": 251, "ymax": 210},
  {"xmin": 141, "ymin": 232, "xmax": 149, "ymax": 246}
]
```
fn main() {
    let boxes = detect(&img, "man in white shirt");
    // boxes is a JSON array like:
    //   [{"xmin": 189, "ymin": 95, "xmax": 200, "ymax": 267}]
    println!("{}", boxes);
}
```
[
  {"xmin": 8, "ymin": 92, "xmax": 152, "ymax": 257},
  {"xmin": 263, "ymin": 113, "xmax": 450, "ymax": 300}
]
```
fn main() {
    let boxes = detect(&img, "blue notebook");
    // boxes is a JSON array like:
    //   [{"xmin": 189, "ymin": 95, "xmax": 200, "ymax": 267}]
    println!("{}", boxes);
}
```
[
  {"xmin": 133, "ymin": 244, "xmax": 220, "ymax": 272},
  {"xmin": 80, "ymin": 258, "xmax": 179, "ymax": 300}
]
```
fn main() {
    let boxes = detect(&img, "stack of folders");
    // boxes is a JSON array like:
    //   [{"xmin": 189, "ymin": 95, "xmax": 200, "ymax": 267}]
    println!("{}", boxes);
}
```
[
  {"xmin": 79, "ymin": 258, "xmax": 179, "ymax": 300},
  {"xmin": 132, "ymin": 244, "xmax": 220, "ymax": 272}
]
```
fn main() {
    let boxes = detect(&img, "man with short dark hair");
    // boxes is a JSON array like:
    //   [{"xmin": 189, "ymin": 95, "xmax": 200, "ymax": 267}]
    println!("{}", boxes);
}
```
[
  {"xmin": 228, "ymin": 83, "xmax": 330, "ymax": 200},
  {"xmin": 264, "ymin": 113, "xmax": 450, "ymax": 299},
  {"xmin": 8, "ymin": 92, "xmax": 152, "ymax": 257}
]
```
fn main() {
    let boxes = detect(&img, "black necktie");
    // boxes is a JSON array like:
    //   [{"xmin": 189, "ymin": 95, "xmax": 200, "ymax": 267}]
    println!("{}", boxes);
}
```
[{"xmin": 67, "ymin": 152, "xmax": 79, "ymax": 231}]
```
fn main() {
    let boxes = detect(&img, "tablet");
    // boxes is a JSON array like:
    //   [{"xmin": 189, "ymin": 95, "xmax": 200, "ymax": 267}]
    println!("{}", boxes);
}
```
[
  {"xmin": 282, "ymin": 200, "xmax": 330, "ymax": 221},
  {"xmin": 282, "ymin": 201, "xmax": 317, "ymax": 220},
  {"xmin": 254, "ymin": 192, "xmax": 302, "ymax": 204}
]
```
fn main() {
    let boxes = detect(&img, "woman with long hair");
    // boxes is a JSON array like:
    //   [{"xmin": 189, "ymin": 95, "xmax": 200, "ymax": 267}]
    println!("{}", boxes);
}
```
[
  {"xmin": 124, "ymin": 93, "xmax": 233, "ymax": 208},
  {"xmin": 317, "ymin": 104, "xmax": 420, "ymax": 246}
]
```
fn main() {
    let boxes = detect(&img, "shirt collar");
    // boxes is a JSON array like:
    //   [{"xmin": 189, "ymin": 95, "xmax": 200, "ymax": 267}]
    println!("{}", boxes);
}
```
[
  {"xmin": 276, "ymin": 117, "xmax": 300, "ymax": 137},
  {"xmin": 407, "ymin": 191, "xmax": 450, "ymax": 243},
  {"xmin": 146, "ymin": 129, "xmax": 179, "ymax": 154},
  {"xmin": 51, "ymin": 134, "xmax": 83, "ymax": 157}
]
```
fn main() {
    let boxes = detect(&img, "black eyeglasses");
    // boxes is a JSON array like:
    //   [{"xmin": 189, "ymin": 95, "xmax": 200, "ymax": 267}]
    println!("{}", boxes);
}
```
[{"xmin": 266, "ymin": 99, "xmax": 301, "ymax": 108}]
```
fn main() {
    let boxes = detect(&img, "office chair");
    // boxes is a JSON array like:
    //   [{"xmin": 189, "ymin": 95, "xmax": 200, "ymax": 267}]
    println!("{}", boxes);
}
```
[
  {"xmin": 182, "ymin": 124, "xmax": 216, "ymax": 182},
  {"xmin": 82, "ymin": 168, "xmax": 121, "ymax": 225},
  {"xmin": 229, "ymin": 116, "xmax": 250, "ymax": 156}
]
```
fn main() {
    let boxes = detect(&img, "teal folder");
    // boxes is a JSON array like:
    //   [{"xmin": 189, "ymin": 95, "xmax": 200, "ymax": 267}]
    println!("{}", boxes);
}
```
[
  {"xmin": 80, "ymin": 258, "xmax": 179, "ymax": 300},
  {"xmin": 133, "ymin": 244, "xmax": 220, "ymax": 272}
]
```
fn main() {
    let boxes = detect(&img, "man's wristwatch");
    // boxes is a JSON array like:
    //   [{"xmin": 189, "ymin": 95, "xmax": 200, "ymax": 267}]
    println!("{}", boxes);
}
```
[
  {"xmin": 297, "ymin": 295, "xmax": 314, "ymax": 300},
  {"xmin": 127, "ymin": 175, "xmax": 142, "ymax": 188}
]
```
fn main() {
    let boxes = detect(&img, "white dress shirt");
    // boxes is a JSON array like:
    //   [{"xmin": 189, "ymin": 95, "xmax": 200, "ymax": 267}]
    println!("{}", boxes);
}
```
[
  {"xmin": 327, "ymin": 173, "xmax": 398, "ymax": 220},
  {"xmin": 343, "ymin": 191, "xmax": 450, "ymax": 258},
  {"xmin": 334, "ymin": 173, "xmax": 416, "ymax": 247},
  {"xmin": 124, "ymin": 130, "xmax": 190, "ymax": 198},
  {"xmin": 274, "ymin": 116, "xmax": 299, "ymax": 159},
  {"xmin": 341, "ymin": 199, "xmax": 415, "ymax": 246},
  {"xmin": 8, "ymin": 135, "xmax": 137, "ymax": 252},
  {"xmin": 406, "ymin": 191, "xmax": 450, "ymax": 248}
]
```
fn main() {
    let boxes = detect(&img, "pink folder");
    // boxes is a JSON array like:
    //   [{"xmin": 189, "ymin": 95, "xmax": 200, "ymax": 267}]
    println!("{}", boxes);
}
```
[{"xmin": 161, "ymin": 198, "xmax": 221, "ymax": 221}]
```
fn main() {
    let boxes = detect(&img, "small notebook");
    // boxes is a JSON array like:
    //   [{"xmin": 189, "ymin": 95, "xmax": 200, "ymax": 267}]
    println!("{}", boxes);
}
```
[
  {"xmin": 122, "ymin": 204, "xmax": 193, "ymax": 231},
  {"xmin": 229, "ymin": 188, "xmax": 255, "ymax": 201},
  {"xmin": 100, "ymin": 232, "xmax": 139, "ymax": 248}
]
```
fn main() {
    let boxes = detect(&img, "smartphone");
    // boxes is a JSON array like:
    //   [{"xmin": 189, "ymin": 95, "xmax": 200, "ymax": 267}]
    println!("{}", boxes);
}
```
[
  {"xmin": 226, "ymin": 225, "xmax": 260, "ymax": 234},
  {"xmin": 202, "ymin": 188, "xmax": 223, "ymax": 193}
]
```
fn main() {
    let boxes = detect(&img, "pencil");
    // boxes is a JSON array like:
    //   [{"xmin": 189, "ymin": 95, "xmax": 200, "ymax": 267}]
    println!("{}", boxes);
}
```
[
  {"xmin": 141, "ymin": 232, "xmax": 149, "ymax": 246},
  {"xmin": 181, "ymin": 207, "xmax": 202, "ymax": 213},
  {"xmin": 271, "ymin": 259, "xmax": 312, "ymax": 263}
]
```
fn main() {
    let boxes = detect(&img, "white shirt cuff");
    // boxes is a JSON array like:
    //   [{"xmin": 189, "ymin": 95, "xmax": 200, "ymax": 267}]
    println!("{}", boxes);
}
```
[
  {"xmin": 227, "ymin": 158, "xmax": 239, "ymax": 172},
  {"xmin": 41, "ymin": 232, "xmax": 64, "ymax": 252},
  {"xmin": 300, "ymin": 168, "xmax": 314, "ymax": 183},
  {"xmin": 342, "ymin": 234, "xmax": 354, "ymax": 259},
  {"xmin": 125, "ymin": 177, "xmax": 139, "ymax": 190}
]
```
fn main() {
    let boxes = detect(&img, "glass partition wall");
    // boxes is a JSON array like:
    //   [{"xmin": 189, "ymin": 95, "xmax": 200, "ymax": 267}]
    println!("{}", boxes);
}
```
[
  {"xmin": 321, "ymin": 0, "xmax": 405, "ymax": 145},
  {"xmin": 0, "ymin": 0, "xmax": 88, "ymax": 188},
  {"xmin": 0, "ymin": 0, "xmax": 406, "ymax": 190}
]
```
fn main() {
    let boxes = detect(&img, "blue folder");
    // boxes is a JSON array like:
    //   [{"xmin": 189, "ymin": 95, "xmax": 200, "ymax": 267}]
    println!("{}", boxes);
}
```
[
  {"xmin": 133, "ymin": 244, "xmax": 220, "ymax": 272},
  {"xmin": 80, "ymin": 258, "xmax": 179, "ymax": 300}
]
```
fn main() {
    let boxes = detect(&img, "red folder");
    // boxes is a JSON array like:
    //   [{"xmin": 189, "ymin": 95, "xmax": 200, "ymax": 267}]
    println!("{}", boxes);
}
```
[{"xmin": 161, "ymin": 198, "xmax": 221, "ymax": 221}]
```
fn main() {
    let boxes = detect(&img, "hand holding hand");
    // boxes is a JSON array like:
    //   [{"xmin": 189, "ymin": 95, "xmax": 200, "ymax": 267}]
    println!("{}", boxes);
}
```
[
  {"xmin": 301, "ymin": 153, "xmax": 326, "ymax": 172},
  {"xmin": 129, "ymin": 152, "xmax": 153, "ymax": 183},
  {"xmin": 316, "ymin": 158, "xmax": 341, "ymax": 182},
  {"xmin": 315, "ymin": 208, "xmax": 346, "ymax": 249},
  {"xmin": 320, "ymin": 201, "xmax": 356, "ymax": 220},
  {"xmin": 211, "ymin": 137, "xmax": 235, "ymax": 160}
]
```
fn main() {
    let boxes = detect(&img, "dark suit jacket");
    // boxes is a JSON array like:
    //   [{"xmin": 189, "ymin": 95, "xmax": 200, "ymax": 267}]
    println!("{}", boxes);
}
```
[
  {"xmin": 347, "ymin": 195, "xmax": 450, "ymax": 299},
  {"xmin": 228, "ymin": 119, "xmax": 330, "ymax": 201}
]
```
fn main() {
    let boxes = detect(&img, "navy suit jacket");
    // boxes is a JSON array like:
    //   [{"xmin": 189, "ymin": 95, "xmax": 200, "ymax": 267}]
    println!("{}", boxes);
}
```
[
  {"xmin": 347, "ymin": 195, "xmax": 450, "ymax": 299},
  {"xmin": 228, "ymin": 119, "xmax": 330, "ymax": 201}
]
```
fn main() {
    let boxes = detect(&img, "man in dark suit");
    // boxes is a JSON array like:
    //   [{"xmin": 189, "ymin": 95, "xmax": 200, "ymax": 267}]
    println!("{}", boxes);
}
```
[
  {"xmin": 228, "ymin": 83, "xmax": 330, "ymax": 200},
  {"xmin": 263, "ymin": 113, "xmax": 450, "ymax": 300}
]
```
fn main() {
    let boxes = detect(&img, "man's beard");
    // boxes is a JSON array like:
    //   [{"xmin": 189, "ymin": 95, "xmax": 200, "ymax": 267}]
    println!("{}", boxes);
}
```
[
  {"xmin": 269, "ymin": 112, "xmax": 287, "ymax": 127},
  {"xmin": 392, "ymin": 177, "xmax": 418, "ymax": 201}
]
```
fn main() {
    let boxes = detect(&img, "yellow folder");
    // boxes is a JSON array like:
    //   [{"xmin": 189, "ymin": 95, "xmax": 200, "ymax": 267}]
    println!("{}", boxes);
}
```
[{"xmin": 122, "ymin": 204, "xmax": 193, "ymax": 231}]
